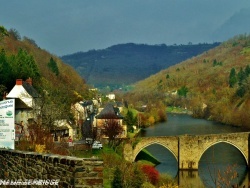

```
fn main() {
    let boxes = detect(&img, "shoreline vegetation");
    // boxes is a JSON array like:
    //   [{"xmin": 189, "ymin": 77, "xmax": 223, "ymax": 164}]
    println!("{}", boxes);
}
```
[
  {"xmin": 134, "ymin": 106, "xmax": 191, "ymax": 169},
  {"xmin": 166, "ymin": 106, "xmax": 193, "ymax": 115}
]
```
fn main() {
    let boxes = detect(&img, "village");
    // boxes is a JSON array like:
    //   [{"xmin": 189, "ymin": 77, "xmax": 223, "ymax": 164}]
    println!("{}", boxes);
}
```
[{"xmin": 3, "ymin": 78, "xmax": 128, "ymax": 149}]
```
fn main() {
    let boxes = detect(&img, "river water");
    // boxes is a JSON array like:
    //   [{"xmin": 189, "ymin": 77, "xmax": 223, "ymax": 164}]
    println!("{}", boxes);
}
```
[{"xmin": 139, "ymin": 113, "xmax": 250, "ymax": 187}]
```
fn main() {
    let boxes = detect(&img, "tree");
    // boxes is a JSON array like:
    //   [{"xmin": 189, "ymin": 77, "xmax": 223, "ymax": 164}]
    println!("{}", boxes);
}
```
[
  {"xmin": 101, "ymin": 113, "xmax": 123, "ymax": 147},
  {"xmin": 112, "ymin": 167, "xmax": 123, "ymax": 188},
  {"xmin": 245, "ymin": 65, "xmax": 250, "ymax": 77},
  {"xmin": 10, "ymin": 48, "xmax": 40, "ymax": 80},
  {"xmin": 8, "ymin": 28, "xmax": 21, "ymax": 40},
  {"xmin": 229, "ymin": 68, "xmax": 237, "ymax": 87},
  {"xmin": 177, "ymin": 86, "xmax": 188, "ymax": 97},
  {"xmin": 124, "ymin": 110, "xmax": 136, "ymax": 132},
  {"xmin": 0, "ymin": 25, "xmax": 9, "ymax": 41},
  {"xmin": 0, "ymin": 85, "xmax": 7, "ymax": 100},
  {"xmin": 47, "ymin": 57, "xmax": 59, "ymax": 76},
  {"xmin": 0, "ymin": 49, "xmax": 13, "ymax": 89},
  {"xmin": 237, "ymin": 67, "xmax": 246, "ymax": 86},
  {"xmin": 141, "ymin": 165, "xmax": 160, "ymax": 185},
  {"xmin": 23, "ymin": 36, "xmax": 39, "ymax": 48}
]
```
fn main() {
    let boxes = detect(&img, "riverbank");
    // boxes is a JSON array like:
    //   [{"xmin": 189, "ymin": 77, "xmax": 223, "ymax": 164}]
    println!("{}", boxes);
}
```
[{"xmin": 166, "ymin": 106, "xmax": 193, "ymax": 115}]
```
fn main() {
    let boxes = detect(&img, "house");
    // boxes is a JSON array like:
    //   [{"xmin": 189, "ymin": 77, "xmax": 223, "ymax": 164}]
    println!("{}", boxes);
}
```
[
  {"xmin": 52, "ymin": 119, "xmax": 76, "ymax": 141},
  {"xmin": 71, "ymin": 100, "xmax": 96, "ymax": 123},
  {"xmin": 6, "ymin": 78, "xmax": 40, "ymax": 139},
  {"xmin": 6, "ymin": 78, "xmax": 80, "ymax": 142},
  {"xmin": 71, "ymin": 100, "xmax": 98, "ymax": 139},
  {"xmin": 106, "ymin": 93, "xmax": 115, "ymax": 100},
  {"xmin": 95, "ymin": 103, "xmax": 126, "ymax": 140}
]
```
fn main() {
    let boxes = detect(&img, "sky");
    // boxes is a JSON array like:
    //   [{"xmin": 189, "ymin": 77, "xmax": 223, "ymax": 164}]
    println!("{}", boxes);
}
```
[{"xmin": 1, "ymin": 0, "xmax": 250, "ymax": 56}]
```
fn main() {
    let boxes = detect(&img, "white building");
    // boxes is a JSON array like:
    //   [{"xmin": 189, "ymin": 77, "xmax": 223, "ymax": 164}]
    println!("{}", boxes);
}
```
[
  {"xmin": 6, "ymin": 78, "xmax": 40, "ymax": 138},
  {"xmin": 106, "ymin": 93, "xmax": 115, "ymax": 100}
]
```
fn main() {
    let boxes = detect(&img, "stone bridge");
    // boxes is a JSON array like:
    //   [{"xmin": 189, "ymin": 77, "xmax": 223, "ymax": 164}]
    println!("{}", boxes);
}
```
[{"xmin": 124, "ymin": 132, "xmax": 250, "ymax": 170}]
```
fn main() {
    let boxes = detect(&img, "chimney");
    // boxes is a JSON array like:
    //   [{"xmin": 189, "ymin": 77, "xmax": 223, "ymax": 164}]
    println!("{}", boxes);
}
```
[
  {"xmin": 16, "ymin": 79, "xmax": 23, "ymax": 85},
  {"xmin": 26, "ymin": 77, "xmax": 32, "ymax": 85}
]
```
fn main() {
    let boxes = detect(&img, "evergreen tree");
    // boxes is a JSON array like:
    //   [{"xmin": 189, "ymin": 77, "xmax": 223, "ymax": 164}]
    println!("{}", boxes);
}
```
[
  {"xmin": 47, "ymin": 57, "xmax": 59, "ymax": 76},
  {"xmin": 245, "ymin": 65, "xmax": 250, "ymax": 77},
  {"xmin": 236, "ymin": 86, "xmax": 246, "ymax": 97},
  {"xmin": 112, "ymin": 167, "xmax": 123, "ymax": 188},
  {"xmin": 229, "ymin": 68, "xmax": 237, "ymax": 87},
  {"xmin": 177, "ymin": 86, "xmax": 188, "ymax": 97},
  {"xmin": 124, "ymin": 110, "xmax": 136, "ymax": 132},
  {"xmin": 0, "ymin": 49, "xmax": 13, "ymax": 89},
  {"xmin": 10, "ymin": 48, "xmax": 40, "ymax": 80},
  {"xmin": 237, "ymin": 67, "xmax": 246, "ymax": 86}
]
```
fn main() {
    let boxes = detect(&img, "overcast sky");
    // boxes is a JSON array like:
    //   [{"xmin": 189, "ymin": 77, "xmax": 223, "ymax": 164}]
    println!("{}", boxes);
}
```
[{"xmin": 1, "ymin": 0, "xmax": 250, "ymax": 56}]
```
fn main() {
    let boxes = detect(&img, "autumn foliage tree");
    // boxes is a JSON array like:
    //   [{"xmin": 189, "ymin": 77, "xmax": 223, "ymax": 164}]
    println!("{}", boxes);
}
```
[
  {"xmin": 102, "ymin": 113, "xmax": 124, "ymax": 147},
  {"xmin": 141, "ymin": 165, "xmax": 160, "ymax": 185}
]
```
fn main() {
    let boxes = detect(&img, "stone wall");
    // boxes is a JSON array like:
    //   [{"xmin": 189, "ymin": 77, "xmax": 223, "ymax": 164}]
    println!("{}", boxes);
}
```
[{"xmin": 0, "ymin": 149, "xmax": 103, "ymax": 187}]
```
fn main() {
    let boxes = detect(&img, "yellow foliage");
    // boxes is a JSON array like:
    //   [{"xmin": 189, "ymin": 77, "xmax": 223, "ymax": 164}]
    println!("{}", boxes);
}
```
[
  {"xmin": 159, "ymin": 185, "xmax": 178, "ymax": 188},
  {"xmin": 35, "ymin": 144, "xmax": 46, "ymax": 153},
  {"xmin": 148, "ymin": 116, "xmax": 155, "ymax": 125}
]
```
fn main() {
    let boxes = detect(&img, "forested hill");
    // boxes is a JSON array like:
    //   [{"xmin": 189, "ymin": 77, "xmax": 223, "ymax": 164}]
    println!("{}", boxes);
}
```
[
  {"xmin": 61, "ymin": 42, "xmax": 220, "ymax": 89},
  {"xmin": 125, "ymin": 34, "xmax": 250, "ymax": 128},
  {"xmin": 0, "ymin": 26, "xmax": 91, "ymax": 118}
]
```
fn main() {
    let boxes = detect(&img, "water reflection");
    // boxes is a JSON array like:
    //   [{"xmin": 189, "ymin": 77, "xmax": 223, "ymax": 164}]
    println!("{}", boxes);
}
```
[
  {"xmin": 144, "ymin": 144, "xmax": 178, "ymax": 178},
  {"xmin": 142, "ymin": 143, "xmax": 249, "ymax": 187},
  {"xmin": 198, "ymin": 143, "xmax": 248, "ymax": 187},
  {"xmin": 139, "ymin": 114, "xmax": 250, "ymax": 187}
]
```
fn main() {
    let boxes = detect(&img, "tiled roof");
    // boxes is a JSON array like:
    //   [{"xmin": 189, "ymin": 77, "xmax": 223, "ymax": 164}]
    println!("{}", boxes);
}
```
[
  {"xmin": 22, "ymin": 82, "xmax": 40, "ymax": 98},
  {"xmin": 80, "ymin": 100, "xmax": 93, "ymax": 107},
  {"xmin": 95, "ymin": 103, "xmax": 123, "ymax": 119}
]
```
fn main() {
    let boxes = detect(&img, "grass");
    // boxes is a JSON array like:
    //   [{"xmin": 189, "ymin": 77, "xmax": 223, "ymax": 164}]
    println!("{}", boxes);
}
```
[
  {"xmin": 167, "ymin": 106, "xmax": 190, "ymax": 114},
  {"xmin": 70, "ymin": 145, "xmax": 112, "ymax": 158},
  {"xmin": 136, "ymin": 149, "xmax": 161, "ymax": 166}
]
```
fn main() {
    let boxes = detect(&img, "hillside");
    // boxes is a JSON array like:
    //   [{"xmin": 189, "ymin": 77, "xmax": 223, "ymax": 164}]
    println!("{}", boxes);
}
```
[
  {"xmin": 61, "ymin": 42, "xmax": 220, "ymax": 90},
  {"xmin": 125, "ymin": 34, "xmax": 250, "ymax": 128},
  {"xmin": 0, "ymin": 26, "xmax": 91, "ymax": 120}
]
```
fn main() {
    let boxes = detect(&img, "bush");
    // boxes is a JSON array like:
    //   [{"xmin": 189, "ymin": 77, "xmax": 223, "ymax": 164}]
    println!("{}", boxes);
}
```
[
  {"xmin": 112, "ymin": 167, "xmax": 123, "ymax": 188},
  {"xmin": 141, "ymin": 182, "xmax": 155, "ymax": 188},
  {"xmin": 141, "ymin": 165, "xmax": 160, "ymax": 185}
]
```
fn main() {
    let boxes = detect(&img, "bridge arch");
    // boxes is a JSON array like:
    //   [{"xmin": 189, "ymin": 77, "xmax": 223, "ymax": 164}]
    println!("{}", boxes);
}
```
[
  {"xmin": 124, "ymin": 132, "xmax": 250, "ymax": 169},
  {"xmin": 133, "ymin": 141, "xmax": 178, "ymax": 162},
  {"xmin": 132, "ymin": 136, "xmax": 179, "ymax": 162},
  {"xmin": 197, "ymin": 141, "xmax": 248, "ymax": 166}
]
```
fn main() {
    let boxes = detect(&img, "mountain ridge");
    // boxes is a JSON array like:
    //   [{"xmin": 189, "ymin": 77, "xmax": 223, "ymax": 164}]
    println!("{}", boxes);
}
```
[{"xmin": 61, "ymin": 42, "xmax": 220, "ymax": 90}]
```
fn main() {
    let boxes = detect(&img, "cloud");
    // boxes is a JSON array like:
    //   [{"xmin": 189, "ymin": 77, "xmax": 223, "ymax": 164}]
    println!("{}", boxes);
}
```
[{"xmin": 0, "ymin": 0, "xmax": 250, "ymax": 55}]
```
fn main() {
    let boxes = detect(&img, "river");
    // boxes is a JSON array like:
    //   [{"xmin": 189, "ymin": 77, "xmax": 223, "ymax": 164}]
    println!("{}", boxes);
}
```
[{"xmin": 139, "ymin": 113, "xmax": 250, "ymax": 187}]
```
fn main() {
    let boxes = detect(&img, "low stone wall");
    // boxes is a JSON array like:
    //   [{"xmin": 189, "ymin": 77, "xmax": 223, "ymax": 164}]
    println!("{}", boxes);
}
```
[{"xmin": 0, "ymin": 149, "xmax": 103, "ymax": 187}]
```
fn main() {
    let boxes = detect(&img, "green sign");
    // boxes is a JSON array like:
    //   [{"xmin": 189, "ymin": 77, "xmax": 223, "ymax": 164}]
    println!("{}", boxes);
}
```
[{"xmin": 0, "ymin": 99, "xmax": 15, "ymax": 149}]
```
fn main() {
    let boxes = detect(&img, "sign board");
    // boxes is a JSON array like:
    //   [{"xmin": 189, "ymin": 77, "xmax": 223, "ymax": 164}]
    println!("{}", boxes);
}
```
[{"xmin": 0, "ymin": 99, "xmax": 15, "ymax": 149}]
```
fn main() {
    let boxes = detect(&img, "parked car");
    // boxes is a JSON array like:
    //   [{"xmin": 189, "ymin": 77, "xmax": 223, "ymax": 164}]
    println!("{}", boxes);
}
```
[
  {"xmin": 92, "ymin": 141, "xmax": 103, "ymax": 149},
  {"xmin": 85, "ymin": 138, "xmax": 93, "ymax": 144}
]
